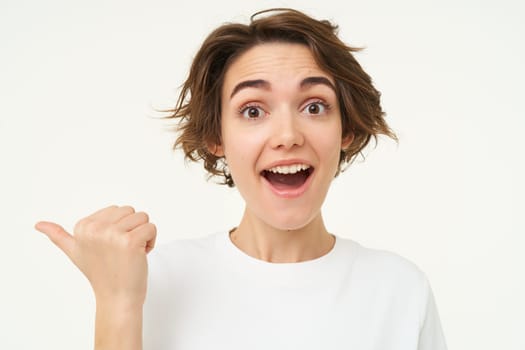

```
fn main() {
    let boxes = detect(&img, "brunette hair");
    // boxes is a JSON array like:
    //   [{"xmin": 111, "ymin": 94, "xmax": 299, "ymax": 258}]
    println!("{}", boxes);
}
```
[{"xmin": 165, "ymin": 8, "xmax": 396, "ymax": 187}]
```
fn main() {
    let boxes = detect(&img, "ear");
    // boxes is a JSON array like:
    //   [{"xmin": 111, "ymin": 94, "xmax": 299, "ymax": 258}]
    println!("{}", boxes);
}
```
[
  {"xmin": 208, "ymin": 142, "xmax": 224, "ymax": 157},
  {"xmin": 341, "ymin": 133, "xmax": 354, "ymax": 149}
]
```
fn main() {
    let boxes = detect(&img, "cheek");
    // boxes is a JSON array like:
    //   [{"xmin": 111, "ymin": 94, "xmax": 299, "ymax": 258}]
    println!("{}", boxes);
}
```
[
  {"xmin": 307, "ymin": 124, "xmax": 343, "ymax": 160},
  {"xmin": 322, "ymin": 139, "xmax": 344, "ymax": 169},
  {"xmin": 222, "ymin": 126, "xmax": 265, "ymax": 169}
]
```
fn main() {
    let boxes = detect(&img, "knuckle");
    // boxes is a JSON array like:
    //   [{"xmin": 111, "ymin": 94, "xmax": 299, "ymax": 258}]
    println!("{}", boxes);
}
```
[
  {"xmin": 134, "ymin": 222, "xmax": 156, "ymax": 236},
  {"xmin": 113, "ymin": 232, "xmax": 130, "ymax": 248},
  {"xmin": 122, "ymin": 234, "xmax": 135, "ymax": 249},
  {"xmin": 129, "ymin": 233, "xmax": 142, "ymax": 247},
  {"xmin": 120, "ymin": 205, "xmax": 135, "ymax": 214},
  {"xmin": 145, "ymin": 222, "xmax": 157, "ymax": 235},
  {"xmin": 149, "ymin": 222, "xmax": 157, "ymax": 232},
  {"xmin": 74, "ymin": 217, "xmax": 94, "ymax": 234},
  {"xmin": 107, "ymin": 222, "xmax": 123, "ymax": 234},
  {"xmin": 136, "ymin": 211, "xmax": 149, "ymax": 222},
  {"xmin": 85, "ymin": 219, "xmax": 104, "ymax": 234},
  {"xmin": 102, "ymin": 205, "xmax": 119, "ymax": 214},
  {"xmin": 73, "ymin": 218, "xmax": 85, "ymax": 233}
]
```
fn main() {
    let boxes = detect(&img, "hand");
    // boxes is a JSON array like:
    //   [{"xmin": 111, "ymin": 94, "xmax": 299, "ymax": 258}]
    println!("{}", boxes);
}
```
[{"xmin": 35, "ymin": 205, "xmax": 157, "ymax": 307}]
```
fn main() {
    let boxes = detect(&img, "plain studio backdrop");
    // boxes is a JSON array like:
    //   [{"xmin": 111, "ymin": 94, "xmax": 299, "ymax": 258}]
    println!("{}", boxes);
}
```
[{"xmin": 1, "ymin": 0, "xmax": 523, "ymax": 348}]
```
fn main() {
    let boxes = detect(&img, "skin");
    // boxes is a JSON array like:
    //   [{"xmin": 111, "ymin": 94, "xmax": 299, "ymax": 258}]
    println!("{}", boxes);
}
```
[
  {"xmin": 215, "ymin": 42, "xmax": 352, "ymax": 263},
  {"xmin": 35, "ymin": 42, "xmax": 352, "ymax": 349},
  {"xmin": 35, "ymin": 206, "xmax": 155, "ymax": 350}
]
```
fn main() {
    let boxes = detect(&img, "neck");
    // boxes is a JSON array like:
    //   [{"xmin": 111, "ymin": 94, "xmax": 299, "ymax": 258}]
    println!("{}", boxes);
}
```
[{"xmin": 229, "ymin": 208, "xmax": 335, "ymax": 263}]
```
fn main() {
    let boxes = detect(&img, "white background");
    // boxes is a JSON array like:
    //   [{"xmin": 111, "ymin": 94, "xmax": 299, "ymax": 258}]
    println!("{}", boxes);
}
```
[{"xmin": 1, "ymin": 0, "xmax": 524, "ymax": 348}]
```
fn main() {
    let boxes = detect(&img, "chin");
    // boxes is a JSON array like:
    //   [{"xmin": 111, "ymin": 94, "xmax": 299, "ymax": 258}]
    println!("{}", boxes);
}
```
[{"xmin": 263, "ymin": 210, "xmax": 319, "ymax": 232}]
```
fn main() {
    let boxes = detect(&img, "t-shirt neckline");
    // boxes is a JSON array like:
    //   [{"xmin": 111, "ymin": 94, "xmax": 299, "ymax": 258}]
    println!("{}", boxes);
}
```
[{"xmin": 221, "ymin": 229, "xmax": 342, "ymax": 268}]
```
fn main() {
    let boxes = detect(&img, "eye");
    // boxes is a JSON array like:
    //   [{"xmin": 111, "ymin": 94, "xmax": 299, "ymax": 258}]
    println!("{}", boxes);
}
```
[
  {"xmin": 303, "ymin": 101, "xmax": 329, "ymax": 115},
  {"xmin": 239, "ymin": 104, "xmax": 266, "ymax": 119}
]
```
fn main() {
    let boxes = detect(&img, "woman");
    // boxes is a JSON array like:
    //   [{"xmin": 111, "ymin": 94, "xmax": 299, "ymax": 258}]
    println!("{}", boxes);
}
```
[{"xmin": 35, "ymin": 8, "xmax": 447, "ymax": 350}]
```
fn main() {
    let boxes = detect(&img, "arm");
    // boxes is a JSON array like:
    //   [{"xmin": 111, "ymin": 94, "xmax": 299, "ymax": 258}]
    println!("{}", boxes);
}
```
[
  {"xmin": 94, "ymin": 301, "xmax": 143, "ymax": 350},
  {"xmin": 35, "ymin": 205, "xmax": 156, "ymax": 350}
]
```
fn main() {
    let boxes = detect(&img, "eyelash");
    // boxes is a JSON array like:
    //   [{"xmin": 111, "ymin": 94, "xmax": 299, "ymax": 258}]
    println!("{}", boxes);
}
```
[
  {"xmin": 238, "ymin": 100, "xmax": 331, "ymax": 120},
  {"xmin": 238, "ymin": 103, "xmax": 266, "ymax": 120},
  {"xmin": 304, "ymin": 100, "xmax": 331, "ymax": 115}
]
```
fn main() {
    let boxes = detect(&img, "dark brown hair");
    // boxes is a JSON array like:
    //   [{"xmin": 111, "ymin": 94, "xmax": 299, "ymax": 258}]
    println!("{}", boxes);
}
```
[{"xmin": 164, "ymin": 8, "xmax": 396, "ymax": 186}]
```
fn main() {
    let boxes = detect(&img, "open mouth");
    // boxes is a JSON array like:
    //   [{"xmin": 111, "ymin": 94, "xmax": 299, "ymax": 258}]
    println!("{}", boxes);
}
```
[{"xmin": 261, "ymin": 164, "xmax": 314, "ymax": 192}]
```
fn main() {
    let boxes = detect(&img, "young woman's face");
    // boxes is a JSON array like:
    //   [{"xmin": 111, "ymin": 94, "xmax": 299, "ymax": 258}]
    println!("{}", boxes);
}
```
[{"xmin": 216, "ymin": 42, "xmax": 352, "ymax": 231}]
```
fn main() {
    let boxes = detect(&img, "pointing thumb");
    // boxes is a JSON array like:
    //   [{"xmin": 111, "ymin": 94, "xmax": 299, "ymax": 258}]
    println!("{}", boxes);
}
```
[{"xmin": 35, "ymin": 221, "xmax": 75, "ymax": 259}]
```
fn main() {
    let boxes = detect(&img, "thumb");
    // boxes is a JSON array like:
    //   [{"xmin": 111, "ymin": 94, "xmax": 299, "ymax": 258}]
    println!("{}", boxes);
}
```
[{"xmin": 35, "ymin": 221, "xmax": 75, "ymax": 258}]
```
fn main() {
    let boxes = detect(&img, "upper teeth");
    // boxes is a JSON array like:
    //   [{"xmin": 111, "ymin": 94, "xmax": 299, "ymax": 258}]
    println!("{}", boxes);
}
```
[{"xmin": 266, "ymin": 164, "xmax": 310, "ymax": 174}]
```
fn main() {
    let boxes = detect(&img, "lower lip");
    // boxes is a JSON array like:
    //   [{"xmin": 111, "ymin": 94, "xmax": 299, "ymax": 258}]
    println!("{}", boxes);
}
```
[{"xmin": 261, "ymin": 170, "xmax": 314, "ymax": 199}]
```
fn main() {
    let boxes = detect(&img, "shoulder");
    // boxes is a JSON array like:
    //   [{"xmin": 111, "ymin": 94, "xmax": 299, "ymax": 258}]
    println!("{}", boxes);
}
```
[
  {"xmin": 338, "ymin": 237, "xmax": 430, "ymax": 297},
  {"xmin": 339, "ymin": 238, "xmax": 436, "ymax": 325},
  {"xmin": 337, "ymin": 238, "xmax": 447, "ymax": 346},
  {"xmin": 354, "ymin": 241, "xmax": 424, "ymax": 277}
]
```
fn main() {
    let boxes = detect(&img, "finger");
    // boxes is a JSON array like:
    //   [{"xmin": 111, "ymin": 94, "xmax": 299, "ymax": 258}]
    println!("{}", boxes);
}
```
[
  {"xmin": 145, "ymin": 230, "xmax": 156, "ymax": 254},
  {"xmin": 129, "ymin": 222, "xmax": 157, "ymax": 253},
  {"xmin": 116, "ymin": 211, "xmax": 149, "ymax": 232},
  {"xmin": 35, "ymin": 221, "xmax": 75, "ymax": 259},
  {"xmin": 88, "ymin": 204, "xmax": 119, "ymax": 218},
  {"xmin": 88, "ymin": 205, "xmax": 135, "ymax": 224},
  {"xmin": 106, "ymin": 205, "xmax": 136, "ymax": 223}
]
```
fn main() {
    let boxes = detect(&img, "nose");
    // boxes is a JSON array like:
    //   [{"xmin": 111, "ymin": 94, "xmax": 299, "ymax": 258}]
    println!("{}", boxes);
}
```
[{"xmin": 269, "ymin": 108, "xmax": 304, "ymax": 150}]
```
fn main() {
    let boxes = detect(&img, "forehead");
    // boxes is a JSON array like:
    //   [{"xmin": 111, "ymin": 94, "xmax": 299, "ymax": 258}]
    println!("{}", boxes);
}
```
[{"xmin": 222, "ymin": 42, "xmax": 334, "ymax": 95}]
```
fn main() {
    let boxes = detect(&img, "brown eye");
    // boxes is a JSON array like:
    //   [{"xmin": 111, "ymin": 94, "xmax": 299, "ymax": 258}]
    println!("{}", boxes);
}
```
[
  {"xmin": 241, "ymin": 105, "xmax": 265, "ymax": 119},
  {"xmin": 308, "ymin": 104, "xmax": 320, "ymax": 114},
  {"xmin": 248, "ymin": 107, "xmax": 259, "ymax": 118},
  {"xmin": 304, "ymin": 102, "xmax": 327, "ymax": 115}
]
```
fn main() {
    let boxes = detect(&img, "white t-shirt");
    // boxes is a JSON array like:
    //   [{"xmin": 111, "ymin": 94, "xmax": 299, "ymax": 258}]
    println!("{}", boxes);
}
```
[{"xmin": 143, "ymin": 231, "xmax": 447, "ymax": 350}]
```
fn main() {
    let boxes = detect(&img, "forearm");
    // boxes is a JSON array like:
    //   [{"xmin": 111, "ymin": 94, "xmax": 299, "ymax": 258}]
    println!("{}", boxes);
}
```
[{"xmin": 94, "ymin": 301, "xmax": 143, "ymax": 350}]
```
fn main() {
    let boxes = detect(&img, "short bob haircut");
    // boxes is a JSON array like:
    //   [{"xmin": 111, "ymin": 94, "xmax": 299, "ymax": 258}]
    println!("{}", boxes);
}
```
[{"xmin": 165, "ymin": 8, "xmax": 396, "ymax": 187}]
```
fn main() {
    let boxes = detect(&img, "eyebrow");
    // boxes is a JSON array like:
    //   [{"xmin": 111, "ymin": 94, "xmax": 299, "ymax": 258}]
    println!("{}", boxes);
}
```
[
  {"xmin": 230, "ymin": 79, "xmax": 270, "ymax": 99},
  {"xmin": 229, "ymin": 76, "xmax": 336, "ymax": 99},
  {"xmin": 300, "ymin": 76, "xmax": 336, "ymax": 92}
]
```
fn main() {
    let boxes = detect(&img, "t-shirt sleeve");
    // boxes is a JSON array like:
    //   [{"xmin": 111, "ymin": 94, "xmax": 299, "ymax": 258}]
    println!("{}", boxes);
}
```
[{"xmin": 418, "ymin": 275, "xmax": 448, "ymax": 350}]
